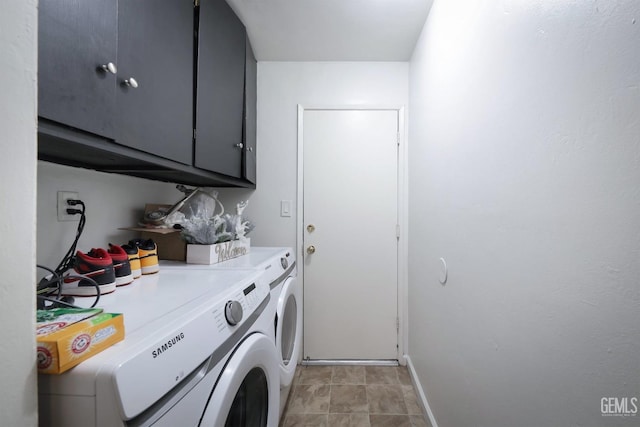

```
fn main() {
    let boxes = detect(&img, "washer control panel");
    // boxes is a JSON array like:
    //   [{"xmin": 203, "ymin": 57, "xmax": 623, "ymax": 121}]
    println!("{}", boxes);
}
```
[{"xmin": 212, "ymin": 280, "xmax": 268, "ymax": 333}]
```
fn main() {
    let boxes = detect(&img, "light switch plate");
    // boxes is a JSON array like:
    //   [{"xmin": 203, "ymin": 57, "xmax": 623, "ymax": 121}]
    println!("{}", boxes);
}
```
[{"xmin": 280, "ymin": 200, "xmax": 292, "ymax": 217}]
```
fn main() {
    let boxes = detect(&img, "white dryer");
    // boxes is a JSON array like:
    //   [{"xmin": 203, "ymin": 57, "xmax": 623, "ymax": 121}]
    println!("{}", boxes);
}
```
[
  {"xmin": 162, "ymin": 247, "xmax": 301, "ymax": 415},
  {"xmin": 38, "ymin": 268, "xmax": 280, "ymax": 427}
]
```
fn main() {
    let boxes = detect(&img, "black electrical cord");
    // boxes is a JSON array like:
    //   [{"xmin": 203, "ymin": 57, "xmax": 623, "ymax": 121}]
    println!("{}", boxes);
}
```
[
  {"xmin": 36, "ymin": 201, "xmax": 101, "ymax": 309},
  {"xmin": 36, "ymin": 264, "xmax": 64, "ymax": 301},
  {"xmin": 60, "ymin": 275, "xmax": 101, "ymax": 308},
  {"xmin": 36, "ymin": 267, "xmax": 101, "ymax": 309},
  {"xmin": 37, "ymin": 295, "xmax": 79, "ymax": 309},
  {"xmin": 54, "ymin": 200, "xmax": 86, "ymax": 276}
]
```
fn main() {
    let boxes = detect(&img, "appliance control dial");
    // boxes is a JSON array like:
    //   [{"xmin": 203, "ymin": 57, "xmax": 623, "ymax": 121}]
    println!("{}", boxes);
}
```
[
  {"xmin": 225, "ymin": 300, "xmax": 243, "ymax": 326},
  {"xmin": 281, "ymin": 257, "xmax": 289, "ymax": 270}
]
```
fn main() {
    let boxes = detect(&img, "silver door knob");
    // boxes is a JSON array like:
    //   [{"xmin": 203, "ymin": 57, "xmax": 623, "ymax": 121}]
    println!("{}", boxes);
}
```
[
  {"xmin": 247, "ymin": 147, "xmax": 253, "ymax": 152},
  {"xmin": 307, "ymin": 245, "xmax": 316, "ymax": 254},
  {"xmin": 123, "ymin": 77, "xmax": 138, "ymax": 88},
  {"xmin": 234, "ymin": 143, "xmax": 244, "ymax": 149},
  {"xmin": 307, "ymin": 224, "xmax": 315, "ymax": 233},
  {"xmin": 100, "ymin": 62, "xmax": 117, "ymax": 74}
]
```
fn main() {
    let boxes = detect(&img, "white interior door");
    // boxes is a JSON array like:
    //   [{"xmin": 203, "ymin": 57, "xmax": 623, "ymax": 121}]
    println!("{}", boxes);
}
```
[{"xmin": 302, "ymin": 109, "xmax": 399, "ymax": 361}]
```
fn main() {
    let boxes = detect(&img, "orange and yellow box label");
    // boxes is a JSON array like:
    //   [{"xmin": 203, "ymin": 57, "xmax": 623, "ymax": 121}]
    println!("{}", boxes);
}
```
[{"xmin": 37, "ymin": 312, "xmax": 124, "ymax": 374}]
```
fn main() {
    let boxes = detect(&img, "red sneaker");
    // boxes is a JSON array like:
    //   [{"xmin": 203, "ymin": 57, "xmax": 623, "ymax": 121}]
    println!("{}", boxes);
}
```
[{"xmin": 60, "ymin": 248, "xmax": 116, "ymax": 296}]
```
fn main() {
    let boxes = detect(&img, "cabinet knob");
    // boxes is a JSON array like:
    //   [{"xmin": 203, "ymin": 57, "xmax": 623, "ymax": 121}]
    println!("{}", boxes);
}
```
[
  {"xmin": 234, "ymin": 143, "xmax": 244, "ymax": 149},
  {"xmin": 307, "ymin": 245, "xmax": 316, "ymax": 255},
  {"xmin": 123, "ymin": 77, "xmax": 139, "ymax": 89},
  {"xmin": 100, "ymin": 62, "xmax": 117, "ymax": 74},
  {"xmin": 247, "ymin": 147, "xmax": 253, "ymax": 152}
]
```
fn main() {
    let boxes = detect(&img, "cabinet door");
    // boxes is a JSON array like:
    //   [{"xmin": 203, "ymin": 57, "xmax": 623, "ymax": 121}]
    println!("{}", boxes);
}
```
[
  {"xmin": 196, "ymin": 0, "xmax": 246, "ymax": 177},
  {"xmin": 38, "ymin": 0, "xmax": 117, "ymax": 139},
  {"xmin": 116, "ymin": 0, "xmax": 194, "ymax": 165},
  {"xmin": 243, "ymin": 35, "xmax": 257, "ymax": 184}
]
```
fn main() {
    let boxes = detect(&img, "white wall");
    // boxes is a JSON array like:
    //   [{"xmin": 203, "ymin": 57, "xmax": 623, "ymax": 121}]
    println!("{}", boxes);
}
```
[
  {"xmin": 408, "ymin": 1, "xmax": 640, "ymax": 426},
  {"xmin": 37, "ymin": 162, "xmax": 178, "ymax": 270},
  {"xmin": 217, "ymin": 62, "xmax": 409, "ymax": 249},
  {"xmin": 0, "ymin": 0, "xmax": 38, "ymax": 425},
  {"xmin": 37, "ymin": 63, "xmax": 408, "ymax": 261}
]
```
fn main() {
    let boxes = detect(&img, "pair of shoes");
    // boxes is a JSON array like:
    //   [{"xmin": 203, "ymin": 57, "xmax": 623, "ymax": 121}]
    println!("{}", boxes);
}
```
[
  {"xmin": 122, "ymin": 239, "xmax": 159, "ymax": 276},
  {"xmin": 59, "ymin": 248, "xmax": 119, "ymax": 297},
  {"xmin": 101, "ymin": 243, "xmax": 147, "ymax": 286},
  {"xmin": 57, "ymin": 239, "xmax": 158, "ymax": 297}
]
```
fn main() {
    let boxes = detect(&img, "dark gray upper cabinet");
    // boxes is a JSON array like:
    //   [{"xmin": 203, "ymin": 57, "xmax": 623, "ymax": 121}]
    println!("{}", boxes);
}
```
[
  {"xmin": 38, "ymin": 0, "xmax": 117, "ymax": 139},
  {"xmin": 37, "ymin": 0, "xmax": 256, "ymax": 188},
  {"xmin": 116, "ymin": 0, "xmax": 193, "ymax": 165},
  {"xmin": 196, "ymin": 0, "xmax": 246, "ymax": 178},
  {"xmin": 243, "ymin": 35, "xmax": 257, "ymax": 184}
]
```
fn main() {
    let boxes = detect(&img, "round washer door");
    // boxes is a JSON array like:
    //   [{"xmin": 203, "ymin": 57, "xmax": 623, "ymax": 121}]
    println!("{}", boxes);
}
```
[
  {"xmin": 276, "ymin": 276, "xmax": 301, "ymax": 388},
  {"xmin": 200, "ymin": 333, "xmax": 279, "ymax": 427}
]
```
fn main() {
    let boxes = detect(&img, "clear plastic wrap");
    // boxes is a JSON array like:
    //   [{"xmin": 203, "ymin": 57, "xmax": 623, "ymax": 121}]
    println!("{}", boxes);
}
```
[{"xmin": 165, "ymin": 188, "xmax": 253, "ymax": 245}]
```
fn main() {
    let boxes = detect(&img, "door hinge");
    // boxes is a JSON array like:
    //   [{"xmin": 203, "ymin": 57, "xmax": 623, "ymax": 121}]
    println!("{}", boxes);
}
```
[
  {"xmin": 396, "ymin": 224, "xmax": 400, "ymax": 239},
  {"xmin": 194, "ymin": 0, "xmax": 199, "ymax": 7},
  {"xmin": 396, "ymin": 317, "xmax": 400, "ymax": 332},
  {"xmin": 397, "ymin": 132, "xmax": 400, "ymax": 146},
  {"xmin": 193, "ymin": 128, "xmax": 197, "ymax": 140}
]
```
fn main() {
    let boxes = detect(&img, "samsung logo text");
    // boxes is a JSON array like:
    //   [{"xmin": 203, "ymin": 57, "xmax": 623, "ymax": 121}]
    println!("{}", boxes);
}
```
[{"xmin": 152, "ymin": 332, "xmax": 185, "ymax": 358}]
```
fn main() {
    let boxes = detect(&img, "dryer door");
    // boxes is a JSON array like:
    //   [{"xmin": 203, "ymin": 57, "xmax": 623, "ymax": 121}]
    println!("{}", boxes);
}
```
[
  {"xmin": 276, "ymin": 276, "xmax": 301, "ymax": 388},
  {"xmin": 200, "ymin": 333, "xmax": 279, "ymax": 427}
]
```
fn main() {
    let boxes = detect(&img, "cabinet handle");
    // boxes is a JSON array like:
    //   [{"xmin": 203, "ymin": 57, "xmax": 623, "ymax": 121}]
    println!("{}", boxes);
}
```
[
  {"xmin": 234, "ymin": 143, "xmax": 244, "ymax": 149},
  {"xmin": 100, "ymin": 62, "xmax": 117, "ymax": 74},
  {"xmin": 123, "ymin": 77, "xmax": 139, "ymax": 89},
  {"xmin": 247, "ymin": 147, "xmax": 253, "ymax": 152}
]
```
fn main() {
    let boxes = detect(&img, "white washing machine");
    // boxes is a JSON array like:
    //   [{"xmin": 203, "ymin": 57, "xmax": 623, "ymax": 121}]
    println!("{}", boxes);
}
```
[
  {"xmin": 38, "ymin": 268, "xmax": 280, "ymax": 427},
  {"xmin": 162, "ymin": 247, "xmax": 301, "ymax": 416}
]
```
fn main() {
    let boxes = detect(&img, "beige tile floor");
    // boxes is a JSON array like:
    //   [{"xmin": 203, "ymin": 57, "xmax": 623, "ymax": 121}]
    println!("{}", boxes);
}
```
[{"xmin": 279, "ymin": 365, "xmax": 432, "ymax": 427}]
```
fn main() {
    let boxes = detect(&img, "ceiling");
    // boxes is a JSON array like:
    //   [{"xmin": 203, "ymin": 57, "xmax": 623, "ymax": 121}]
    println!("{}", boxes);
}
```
[{"xmin": 226, "ymin": 0, "xmax": 433, "ymax": 61}]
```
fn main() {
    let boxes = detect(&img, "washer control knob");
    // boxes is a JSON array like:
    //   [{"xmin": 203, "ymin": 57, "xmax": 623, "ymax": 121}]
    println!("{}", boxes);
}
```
[
  {"xmin": 281, "ymin": 257, "xmax": 289, "ymax": 270},
  {"xmin": 225, "ymin": 301, "xmax": 243, "ymax": 326}
]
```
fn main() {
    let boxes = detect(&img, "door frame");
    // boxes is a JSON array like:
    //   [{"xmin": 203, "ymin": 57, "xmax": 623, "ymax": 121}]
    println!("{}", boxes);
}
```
[{"xmin": 296, "ymin": 104, "xmax": 408, "ymax": 364}]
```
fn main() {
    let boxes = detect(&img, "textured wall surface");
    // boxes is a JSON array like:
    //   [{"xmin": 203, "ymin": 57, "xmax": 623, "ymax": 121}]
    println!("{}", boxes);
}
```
[
  {"xmin": 217, "ymin": 62, "xmax": 409, "ymax": 249},
  {"xmin": 0, "ymin": 0, "xmax": 38, "ymax": 425},
  {"xmin": 37, "ymin": 162, "xmax": 177, "ymax": 270},
  {"xmin": 408, "ymin": 1, "xmax": 640, "ymax": 426}
]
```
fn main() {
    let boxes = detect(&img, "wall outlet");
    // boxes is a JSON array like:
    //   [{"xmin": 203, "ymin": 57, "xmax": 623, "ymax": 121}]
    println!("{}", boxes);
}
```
[{"xmin": 57, "ymin": 191, "xmax": 79, "ymax": 221}]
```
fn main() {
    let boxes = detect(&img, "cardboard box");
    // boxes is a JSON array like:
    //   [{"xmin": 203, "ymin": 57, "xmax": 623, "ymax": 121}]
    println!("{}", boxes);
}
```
[
  {"xmin": 187, "ymin": 238, "xmax": 250, "ymax": 265},
  {"xmin": 140, "ymin": 229, "xmax": 186, "ymax": 261},
  {"xmin": 120, "ymin": 204, "xmax": 187, "ymax": 261},
  {"xmin": 37, "ymin": 312, "xmax": 125, "ymax": 374}
]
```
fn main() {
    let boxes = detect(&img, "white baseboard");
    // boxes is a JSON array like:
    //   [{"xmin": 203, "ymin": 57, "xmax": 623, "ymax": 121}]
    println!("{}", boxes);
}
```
[{"xmin": 404, "ymin": 355, "xmax": 438, "ymax": 427}]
